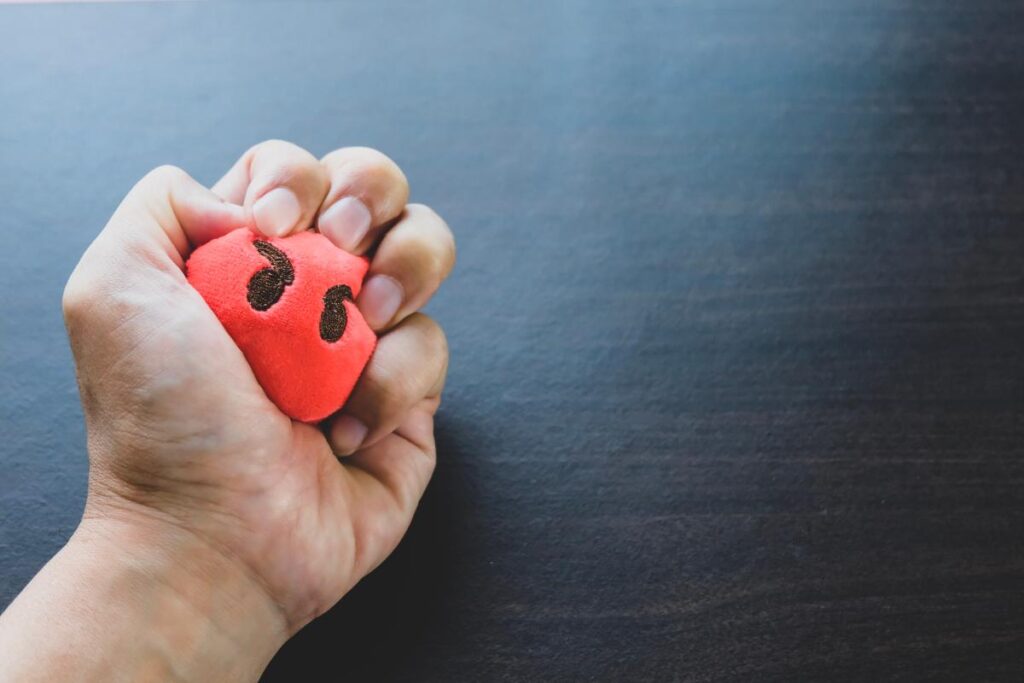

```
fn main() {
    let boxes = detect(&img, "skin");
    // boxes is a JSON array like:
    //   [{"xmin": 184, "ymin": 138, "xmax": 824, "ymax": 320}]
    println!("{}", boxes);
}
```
[{"xmin": 0, "ymin": 141, "xmax": 455, "ymax": 682}]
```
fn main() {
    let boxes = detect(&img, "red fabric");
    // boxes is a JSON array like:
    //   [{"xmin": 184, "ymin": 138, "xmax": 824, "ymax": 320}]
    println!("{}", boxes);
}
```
[{"xmin": 186, "ymin": 228, "xmax": 376, "ymax": 422}]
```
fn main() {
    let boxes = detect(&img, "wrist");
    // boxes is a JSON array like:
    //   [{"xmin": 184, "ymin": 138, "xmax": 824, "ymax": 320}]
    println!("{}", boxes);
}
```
[
  {"xmin": 76, "ymin": 510, "xmax": 289, "ymax": 678},
  {"xmin": 1, "ymin": 508, "xmax": 288, "ymax": 682}
]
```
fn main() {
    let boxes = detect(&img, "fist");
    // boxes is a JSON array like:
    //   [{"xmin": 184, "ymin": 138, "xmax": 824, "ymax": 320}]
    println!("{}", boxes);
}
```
[
  {"xmin": 61, "ymin": 142, "xmax": 454, "ymax": 639},
  {"xmin": 186, "ymin": 228, "xmax": 376, "ymax": 422}
]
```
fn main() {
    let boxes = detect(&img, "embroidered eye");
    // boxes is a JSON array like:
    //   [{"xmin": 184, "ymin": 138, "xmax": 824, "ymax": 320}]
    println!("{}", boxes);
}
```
[
  {"xmin": 320, "ymin": 284, "xmax": 354, "ymax": 343},
  {"xmin": 247, "ymin": 240, "xmax": 294, "ymax": 311}
]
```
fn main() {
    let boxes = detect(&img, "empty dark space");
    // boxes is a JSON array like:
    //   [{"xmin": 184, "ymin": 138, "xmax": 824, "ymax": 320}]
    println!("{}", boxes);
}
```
[{"xmin": 2, "ymin": 1, "xmax": 1024, "ymax": 680}]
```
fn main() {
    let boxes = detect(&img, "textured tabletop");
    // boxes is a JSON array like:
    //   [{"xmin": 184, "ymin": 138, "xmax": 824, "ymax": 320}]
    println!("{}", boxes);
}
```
[{"xmin": 2, "ymin": 1, "xmax": 1024, "ymax": 680}]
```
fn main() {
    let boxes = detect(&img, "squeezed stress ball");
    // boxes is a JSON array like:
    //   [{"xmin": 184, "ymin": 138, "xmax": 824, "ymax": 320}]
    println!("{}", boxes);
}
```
[{"xmin": 186, "ymin": 228, "xmax": 376, "ymax": 423}]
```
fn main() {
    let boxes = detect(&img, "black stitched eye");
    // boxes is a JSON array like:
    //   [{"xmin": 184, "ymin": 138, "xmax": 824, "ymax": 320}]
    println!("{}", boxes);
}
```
[
  {"xmin": 320, "ymin": 284, "xmax": 354, "ymax": 342},
  {"xmin": 247, "ymin": 240, "xmax": 294, "ymax": 311}
]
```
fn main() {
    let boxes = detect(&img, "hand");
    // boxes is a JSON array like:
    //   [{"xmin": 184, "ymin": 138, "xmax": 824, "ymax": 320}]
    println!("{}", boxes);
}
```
[{"xmin": 0, "ymin": 141, "xmax": 454, "ymax": 681}]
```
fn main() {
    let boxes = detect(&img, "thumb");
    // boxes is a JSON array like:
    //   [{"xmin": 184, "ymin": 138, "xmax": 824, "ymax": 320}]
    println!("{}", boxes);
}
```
[
  {"xmin": 110, "ymin": 164, "xmax": 246, "ymax": 266},
  {"xmin": 64, "ymin": 165, "xmax": 246, "ymax": 335},
  {"xmin": 66, "ymin": 165, "xmax": 246, "ymax": 298}
]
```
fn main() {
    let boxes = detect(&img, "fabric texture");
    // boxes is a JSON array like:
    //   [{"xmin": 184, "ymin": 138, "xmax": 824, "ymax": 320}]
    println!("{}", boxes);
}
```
[{"xmin": 186, "ymin": 228, "xmax": 376, "ymax": 422}]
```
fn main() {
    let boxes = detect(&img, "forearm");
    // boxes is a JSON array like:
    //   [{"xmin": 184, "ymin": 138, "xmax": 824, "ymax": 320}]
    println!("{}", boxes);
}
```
[{"xmin": 0, "ymin": 514, "xmax": 287, "ymax": 683}]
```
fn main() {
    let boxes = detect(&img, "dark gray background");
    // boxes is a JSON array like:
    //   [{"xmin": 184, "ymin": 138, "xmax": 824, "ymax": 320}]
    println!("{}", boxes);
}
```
[{"xmin": 3, "ymin": 1, "xmax": 1024, "ymax": 680}]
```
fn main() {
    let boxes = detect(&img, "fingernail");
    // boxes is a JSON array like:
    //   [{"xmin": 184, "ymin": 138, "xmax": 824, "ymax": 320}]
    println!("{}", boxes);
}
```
[
  {"xmin": 318, "ymin": 196, "xmax": 372, "ymax": 252},
  {"xmin": 252, "ymin": 187, "xmax": 301, "ymax": 237},
  {"xmin": 331, "ymin": 415, "xmax": 368, "ymax": 456},
  {"xmin": 358, "ymin": 275, "xmax": 403, "ymax": 330}
]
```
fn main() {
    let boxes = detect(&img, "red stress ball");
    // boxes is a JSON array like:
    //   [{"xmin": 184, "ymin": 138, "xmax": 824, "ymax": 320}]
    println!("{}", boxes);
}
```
[{"xmin": 186, "ymin": 228, "xmax": 376, "ymax": 422}]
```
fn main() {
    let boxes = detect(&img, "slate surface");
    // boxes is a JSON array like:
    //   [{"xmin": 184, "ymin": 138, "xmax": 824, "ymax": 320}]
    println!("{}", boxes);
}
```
[{"xmin": 2, "ymin": 1, "xmax": 1024, "ymax": 680}]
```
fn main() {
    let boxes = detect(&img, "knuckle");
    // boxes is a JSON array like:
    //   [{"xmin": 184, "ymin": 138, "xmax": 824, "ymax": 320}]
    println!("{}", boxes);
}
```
[
  {"xmin": 248, "ymin": 141, "xmax": 321, "ymax": 186},
  {"xmin": 436, "ymin": 226, "xmax": 457, "ymax": 278},
  {"xmin": 255, "ymin": 138, "xmax": 291, "ymax": 148},
  {"xmin": 363, "ymin": 156, "xmax": 405, "ymax": 190},
  {"xmin": 247, "ymin": 139, "xmax": 302, "ymax": 158},
  {"xmin": 405, "ymin": 203, "xmax": 439, "ymax": 220},
  {"xmin": 324, "ymin": 147, "xmax": 409, "ymax": 199},
  {"xmin": 141, "ymin": 164, "xmax": 188, "ymax": 188},
  {"xmin": 325, "ymin": 146, "xmax": 395, "ymax": 172},
  {"xmin": 405, "ymin": 205, "xmax": 456, "ymax": 276},
  {"xmin": 412, "ymin": 314, "xmax": 449, "ymax": 365},
  {"xmin": 61, "ymin": 276, "xmax": 92, "ymax": 323},
  {"xmin": 400, "ymin": 232, "xmax": 447, "ymax": 281}
]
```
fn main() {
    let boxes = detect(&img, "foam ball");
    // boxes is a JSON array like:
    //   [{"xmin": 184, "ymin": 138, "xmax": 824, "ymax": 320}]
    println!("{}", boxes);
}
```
[{"xmin": 186, "ymin": 228, "xmax": 376, "ymax": 422}]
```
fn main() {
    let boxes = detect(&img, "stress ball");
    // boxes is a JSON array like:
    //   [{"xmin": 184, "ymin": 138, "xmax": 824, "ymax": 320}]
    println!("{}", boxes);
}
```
[{"xmin": 186, "ymin": 228, "xmax": 376, "ymax": 422}]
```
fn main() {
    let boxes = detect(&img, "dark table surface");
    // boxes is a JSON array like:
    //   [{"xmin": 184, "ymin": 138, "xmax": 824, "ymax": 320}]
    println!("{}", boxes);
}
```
[{"xmin": 3, "ymin": 1, "xmax": 1024, "ymax": 680}]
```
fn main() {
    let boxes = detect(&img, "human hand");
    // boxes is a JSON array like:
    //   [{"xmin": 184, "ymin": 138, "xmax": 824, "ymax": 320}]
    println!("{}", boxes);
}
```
[{"xmin": 3, "ymin": 141, "xmax": 453, "ymax": 679}]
